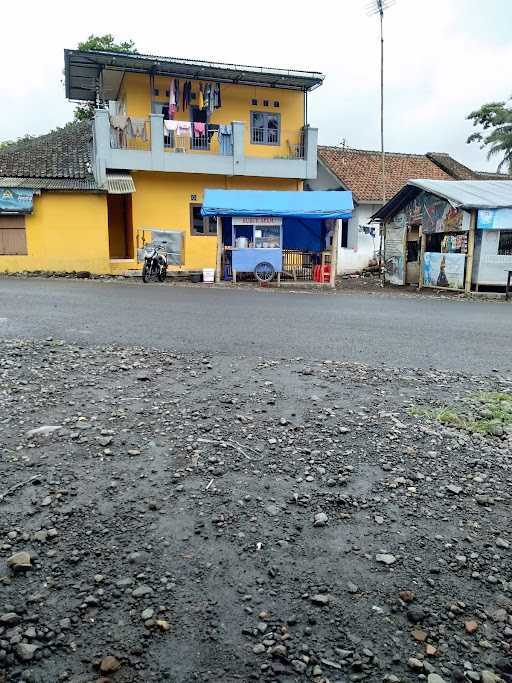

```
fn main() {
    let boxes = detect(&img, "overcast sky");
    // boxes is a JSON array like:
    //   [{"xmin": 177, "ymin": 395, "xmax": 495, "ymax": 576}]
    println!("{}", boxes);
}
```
[{"xmin": 2, "ymin": 0, "xmax": 511, "ymax": 171}]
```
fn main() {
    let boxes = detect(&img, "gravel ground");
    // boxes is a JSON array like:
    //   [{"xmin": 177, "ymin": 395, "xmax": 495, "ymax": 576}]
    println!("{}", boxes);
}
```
[{"xmin": 0, "ymin": 338, "xmax": 511, "ymax": 683}]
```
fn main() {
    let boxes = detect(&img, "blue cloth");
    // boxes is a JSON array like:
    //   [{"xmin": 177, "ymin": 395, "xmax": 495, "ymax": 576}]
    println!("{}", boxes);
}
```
[
  {"xmin": 218, "ymin": 125, "xmax": 233, "ymax": 156},
  {"xmin": 202, "ymin": 189, "xmax": 353, "ymax": 219}
]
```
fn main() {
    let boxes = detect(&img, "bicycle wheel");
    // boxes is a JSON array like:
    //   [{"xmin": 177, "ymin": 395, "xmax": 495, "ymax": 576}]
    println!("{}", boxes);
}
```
[{"xmin": 254, "ymin": 261, "xmax": 275, "ymax": 283}]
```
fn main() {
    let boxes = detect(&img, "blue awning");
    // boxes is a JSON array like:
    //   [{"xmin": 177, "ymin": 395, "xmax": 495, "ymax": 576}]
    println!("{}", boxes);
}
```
[{"xmin": 202, "ymin": 189, "xmax": 353, "ymax": 219}]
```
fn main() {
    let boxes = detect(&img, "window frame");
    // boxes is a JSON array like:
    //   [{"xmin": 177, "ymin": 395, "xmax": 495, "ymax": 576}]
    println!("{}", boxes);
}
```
[
  {"xmin": 0, "ymin": 214, "xmax": 28, "ymax": 255},
  {"xmin": 250, "ymin": 111, "xmax": 281, "ymax": 146},
  {"xmin": 189, "ymin": 203, "xmax": 217, "ymax": 237},
  {"xmin": 498, "ymin": 230, "xmax": 512, "ymax": 256}
]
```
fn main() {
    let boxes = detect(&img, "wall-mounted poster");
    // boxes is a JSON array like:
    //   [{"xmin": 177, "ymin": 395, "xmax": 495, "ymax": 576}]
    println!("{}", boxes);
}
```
[
  {"xmin": 423, "ymin": 252, "xmax": 466, "ymax": 289},
  {"xmin": 384, "ymin": 224, "xmax": 405, "ymax": 285},
  {"xmin": 404, "ymin": 192, "xmax": 470, "ymax": 234}
]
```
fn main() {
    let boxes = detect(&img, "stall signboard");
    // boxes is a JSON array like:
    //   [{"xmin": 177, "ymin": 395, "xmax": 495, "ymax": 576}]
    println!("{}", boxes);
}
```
[
  {"xmin": 423, "ymin": 252, "xmax": 466, "ymax": 289},
  {"xmin": 232, "ymin": 216, "xmax": 282, "ymax": 226},
  {"xmin": 0, "ymin": 188, "xmax": 34, "ymax": 213},
  {"xmin": 384, "ymin": 223, "xmax": 405, "ymax": 285},
  {"xmin": 477, "ymin": 208, "xmax": 512, "ymax": 231}
]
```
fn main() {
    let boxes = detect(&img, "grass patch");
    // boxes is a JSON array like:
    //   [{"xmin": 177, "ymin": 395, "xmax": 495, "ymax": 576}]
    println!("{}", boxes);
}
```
[{"xmin": 408, "ymin": 391, "xmax": 512, "ymax": 436}]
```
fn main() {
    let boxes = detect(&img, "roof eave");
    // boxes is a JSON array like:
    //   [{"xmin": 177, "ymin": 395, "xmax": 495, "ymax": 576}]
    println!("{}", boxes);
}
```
[{"xmin": 64, "ymin": 48, "xmax": 325, "ymax": 102}]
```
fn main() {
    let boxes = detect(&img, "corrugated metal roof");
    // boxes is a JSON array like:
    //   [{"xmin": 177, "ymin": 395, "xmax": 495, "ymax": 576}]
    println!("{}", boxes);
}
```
[
  {"xmin": 0, "ymin": 177, "xmax": 100, "ymax": 191},
  {"xmin": 373, "ymin": 180, "xmax": 512, "ymax": 221},
  {"xmin": 64, "ymin": 49, "xmax": 325, "ymax": 102},
  {"xmin": 107, "ymin": 174, "xmax": 135, "ymax": 194},
  {"xmin": 407, "ymin": 180, "xmax": 512, "ymax": 209}
]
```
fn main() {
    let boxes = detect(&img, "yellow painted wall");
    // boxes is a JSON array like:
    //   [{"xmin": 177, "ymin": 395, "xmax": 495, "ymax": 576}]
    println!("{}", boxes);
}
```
[
  {"xmin": 129, "ymin": 172, "xmax": 301, "ymax": 271},
  {"xmin": 119, "ymin": 73, "xmax": 305, "ymax": 159},
  {"xmin": 0, "ymin": 176, "xmax": 301, "ymax": 275},
  {"xmin": 0, "ymin": 193, "xmax": 109, "ymax": 274}
]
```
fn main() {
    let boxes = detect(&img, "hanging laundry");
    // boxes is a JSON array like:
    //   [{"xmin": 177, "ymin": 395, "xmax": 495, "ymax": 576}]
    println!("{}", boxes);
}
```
[
  {"xmin": 204, "ymin": 83, "xmax": 211, "ymax": 113},
  {"xmin": 198, "ymin": 85, "xmax": 204, "ymax": 111},
  {"xmin": 109, "ymin": 114, "xmax": 129, "ymax": 147},
  {"xmin": 218, "ymin": 124, "xmax": 233, "ymax": 155},
  {"xmin": 182, "ymin": 81, "xmax": 191, "ymax": 111},
  {"xmin": 176, "ymin": 121, "xmax": 192, "ymax": 136},
  {"xmin": 128, "ymin": 117, "xmax": 148, "ymax": 141},
  {"xmin": 169, "ymin": 79, "xmax": 177, "ymax": 118},
  {"xmin": 164, "ymin": 120, "xmax": 179, "ymax": 132},
  {"xmin": 214, "ymin": 82, "xmax": 221, "ymax": 109},
  {"xmin": 174, "ymin": 79, "xmax": 180, "ymax": 110},
  {"xmin": 193, "ymin": 122, "xmax": 206, "ymax": 136}
]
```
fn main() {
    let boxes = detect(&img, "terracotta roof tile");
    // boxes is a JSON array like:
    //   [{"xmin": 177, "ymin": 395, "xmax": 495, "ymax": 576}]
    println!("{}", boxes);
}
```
[
  {"xmin": 318, "ymin": 146, "xmax": 459, "ymax": 203},
  {"xmin": 0, "ymin": 121, "xmax": 95, "ymax": 183}
]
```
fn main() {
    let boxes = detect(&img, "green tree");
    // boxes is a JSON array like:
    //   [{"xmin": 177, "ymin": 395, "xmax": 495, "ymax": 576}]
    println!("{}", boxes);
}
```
[
  {"xmin": 73, "ymin": 34, "xmax": 138, "ymax": 121},
  {"xmin": 467, "ymin": 98, "xmax": 512, "ymax": 173}
]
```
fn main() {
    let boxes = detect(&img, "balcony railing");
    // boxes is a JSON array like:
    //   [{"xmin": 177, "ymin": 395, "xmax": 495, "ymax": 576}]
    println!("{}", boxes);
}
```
[
  {"xmin": 94, "ymin": 110, "xmax": 318, "ymax": 181},
  {"xmin": 109, "ymin": 116, "xmax": 151, "ymax": 151},
  {"xmin": 164, "ymin": 124, "xmax": 222, "ymax": 154}
]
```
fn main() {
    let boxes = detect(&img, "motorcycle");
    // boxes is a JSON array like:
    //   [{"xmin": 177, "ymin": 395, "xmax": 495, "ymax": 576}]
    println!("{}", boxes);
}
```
[{"xmin": 142, "ymin": 244, "xmax": 168, "ymax": 283}]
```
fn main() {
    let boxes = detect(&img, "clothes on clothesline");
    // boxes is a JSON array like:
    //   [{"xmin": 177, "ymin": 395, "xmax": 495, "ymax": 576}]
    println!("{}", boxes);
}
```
[
  {"xmin": 198, "ymin": 85, "xmax": 204, "ymax": 111},
  {"xmin": 110, "ymin": 114, "xmax": 129, "ymax": 130},
  {"xmin": 128, "ymin": 117, "xmax": 148, "ymax": 140},
  {"xmin": 218, "ymin": 124, "xmax": 233, "ymax": 155},
  {"xmin": 193, "ymin": 122, "xmax": 206, "ymax": 136},
  {"xmin": 213, "ymin": 82, "xmax": 221, "ymax": 108},
  {"xmin": 182, "ymin": 81, "xmax": 192, "ymax": 111}
]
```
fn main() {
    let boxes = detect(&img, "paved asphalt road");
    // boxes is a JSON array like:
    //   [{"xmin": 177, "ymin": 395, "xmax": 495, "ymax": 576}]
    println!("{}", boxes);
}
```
[{"xmin": 0, "ymin": 277, "xmax": 510, "ymax": 373}]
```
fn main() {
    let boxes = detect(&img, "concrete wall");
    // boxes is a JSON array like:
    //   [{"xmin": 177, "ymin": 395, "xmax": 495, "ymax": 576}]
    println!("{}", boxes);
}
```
[{"xmin": 0, "ymin": 193, "xmax": 109, "ymax": 274}]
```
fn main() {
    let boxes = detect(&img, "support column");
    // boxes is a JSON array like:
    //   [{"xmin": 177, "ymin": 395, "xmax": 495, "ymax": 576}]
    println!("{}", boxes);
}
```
[
  {"xmin": 329, "ymin": 220, "xmax": 339, "ymax": 288},
  {"xmin": 215, "ymin": 216, "xmax": 222, "ymax": 283},
  {"xmin": 150, "ymin": 114, "xmax": 165, "ymax": 168},
  {"xmin": 304, "ymin": 125, "xmax": 319, "ymax": 179},
  {"xmin": 418, "ymin": 227, "xmax": 426, "ymax": 290},
  {"xmin": 232, "ymin": 121, "xmax": 245, "ymax": 175},
  {"xmin": 93, "ymin": 109, "xmax": 110, "ymax": 188},
  {"xmin": 465, "ymin": 210, "xmax": 476, "ymax": 293}
]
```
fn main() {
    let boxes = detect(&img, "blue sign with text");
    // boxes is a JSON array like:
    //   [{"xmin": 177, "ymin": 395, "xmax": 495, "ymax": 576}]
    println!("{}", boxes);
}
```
[
  {"xmin": 0, "ymin": 188, "xmax": 34, "ymax": 213},
  {"xmin": 477, "ymin": 208, "xmax": 512, "ymax": 231}
]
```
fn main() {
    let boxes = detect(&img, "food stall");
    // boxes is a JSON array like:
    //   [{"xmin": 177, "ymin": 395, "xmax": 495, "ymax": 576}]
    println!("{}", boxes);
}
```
[
  {"xmin": 202, "ymin": 189, "xmax": 353, "ymax": 287},
  {"xmin": 230, "ymin": 216, "xmax": 282, "ymax": 282}
]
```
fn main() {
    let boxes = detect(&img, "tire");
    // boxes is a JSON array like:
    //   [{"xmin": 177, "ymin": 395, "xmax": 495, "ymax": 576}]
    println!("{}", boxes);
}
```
[
  {"xmin": 142, "ymin": 263, "xmax": 151, "ymax": 283},
  {"xmin": 254, "ymin": 261, "xmax": 275, "ymax": 283},
  {"xmin": 157, "ymin": 266, "xmax": 167, "ymax": 282}
]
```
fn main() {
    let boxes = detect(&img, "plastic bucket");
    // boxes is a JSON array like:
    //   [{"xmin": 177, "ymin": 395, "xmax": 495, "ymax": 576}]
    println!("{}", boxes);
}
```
[{"xmin": 202, "ymin": 268, "xmax": 215, "ymax": 283}]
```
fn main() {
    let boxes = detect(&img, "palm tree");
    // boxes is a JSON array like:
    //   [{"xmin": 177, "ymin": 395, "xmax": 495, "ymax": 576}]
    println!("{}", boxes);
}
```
[{"xmin": 467, "ymin": 98, "xmax": 512, "ymax": 174}]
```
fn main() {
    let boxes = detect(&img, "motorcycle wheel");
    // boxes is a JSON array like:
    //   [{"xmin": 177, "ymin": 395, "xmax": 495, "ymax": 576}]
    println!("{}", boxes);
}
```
[
  {"xmin": 158, "ymin": 267, "xmax": 167, "ymax": 282},
  {"xmin": 142, "ymin": 263, "xmax": 151, "ymax": 283}
]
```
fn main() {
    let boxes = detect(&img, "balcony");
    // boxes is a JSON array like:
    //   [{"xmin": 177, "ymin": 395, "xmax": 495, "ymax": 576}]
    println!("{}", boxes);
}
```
[{"xmin": 93, "ymin": 110, "xmax": 317, "ymax": 184}]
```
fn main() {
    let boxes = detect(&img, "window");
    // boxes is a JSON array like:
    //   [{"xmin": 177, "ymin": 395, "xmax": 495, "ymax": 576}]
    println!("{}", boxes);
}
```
[
  {"xmin": 0, "ymin": 214, "xmax": 27, "ymax": 255},
  {"xmin": 263, "ymin": 99, "xmax": 269, "ymax": 107},
  {"xmin": 251, "ymin": 99, "xmax": 258, "ymax": 106},
  {"xmin": 273, "ymin": 101, "xmax": 280, "ymax": 108},
  {"xmin": 250, "ymin": 112, "xmax": 280, "ymax": 145},
  {"xmin": 190, "ymin": 204, "xmax": 217, "ymax": 236},
  {"xmin": 498, "ymin": 231, "xmax": 512, "ymax": 256}
]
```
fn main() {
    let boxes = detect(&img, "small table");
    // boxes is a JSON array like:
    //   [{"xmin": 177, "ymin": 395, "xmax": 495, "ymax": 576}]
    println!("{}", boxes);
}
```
[{"xmin": 507, "ymin": 271, "xmax": 512, "ymax": 300}]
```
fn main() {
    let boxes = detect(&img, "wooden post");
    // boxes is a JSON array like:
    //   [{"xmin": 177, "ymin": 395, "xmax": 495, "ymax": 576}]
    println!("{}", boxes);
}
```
[
  {"xmin": 215, "ymin": 216, "xmax": 222, "ymax": 283},
  {"xmin": 418, "ymin": 227, "xmax": 426, "ymax": 290},
  {"xmin": 329, "ymin": 220, "xmax": 339, "ymax": 288},
  {"xmin": 465, "ymin": 210, "xmax": 476, "ymax": 293}
]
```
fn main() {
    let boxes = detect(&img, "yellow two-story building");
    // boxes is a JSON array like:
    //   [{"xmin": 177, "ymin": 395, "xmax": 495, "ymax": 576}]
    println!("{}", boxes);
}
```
[{"xmin": 0, "ymin": 49, "xmax": 323, "ymax": 276}]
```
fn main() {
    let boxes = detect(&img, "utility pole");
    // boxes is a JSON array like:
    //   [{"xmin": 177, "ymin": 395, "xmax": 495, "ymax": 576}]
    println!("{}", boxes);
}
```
[{"xmin": 367, "ymin": 0, "xmax": 395, "ymax": 282}]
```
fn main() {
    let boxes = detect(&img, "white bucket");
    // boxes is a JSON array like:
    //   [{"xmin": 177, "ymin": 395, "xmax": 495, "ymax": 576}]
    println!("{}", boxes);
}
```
[{"xmin": 202, "ymin": 268, "xmax": 215, "ymax": 283}]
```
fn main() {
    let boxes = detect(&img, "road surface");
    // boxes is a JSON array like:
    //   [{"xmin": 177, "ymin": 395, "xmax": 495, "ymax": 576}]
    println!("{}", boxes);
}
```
[{"xmin": 0, "ymin": 277, "xmax": 509, "ymax": 373}]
